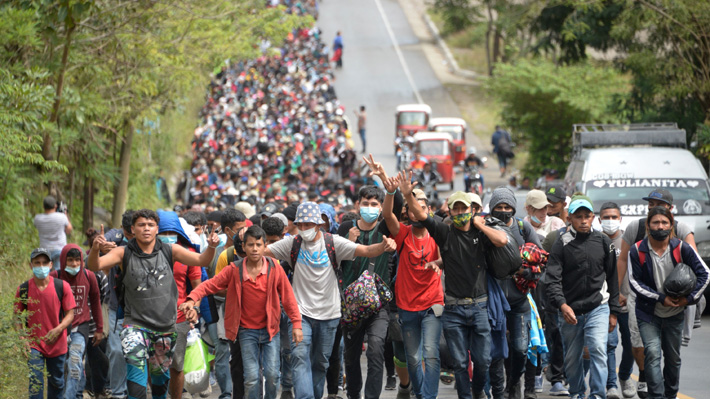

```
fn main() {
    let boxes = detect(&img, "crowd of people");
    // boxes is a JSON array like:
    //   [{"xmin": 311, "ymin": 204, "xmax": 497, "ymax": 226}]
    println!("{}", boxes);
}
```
[
  {"xmin": 17, "ymin": 4, "xmax": 710, "ymax": 399},
  {"xmin": 23, "ymin": 162, "xmax": 710, "ymax": 399}
]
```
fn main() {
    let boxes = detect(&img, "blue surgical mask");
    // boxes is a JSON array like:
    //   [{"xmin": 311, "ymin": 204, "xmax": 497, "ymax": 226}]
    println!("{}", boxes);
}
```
[
  {"xmin": 199, "ymin": 233, "xmax": 208, "ymax": 253},
  {"xmin": 360, "ymin": 207, "xmax": 381, "ymax": 223},
  {"xmin": 218, "ymin": 233, "xmax": 227, "ymax": 248},
  {"xmin": 65, "ymin": 266, "xmax": 81, "ymax": 276},
  {"xmin": 158, "ymin": 235, "xmax": 178, "ymax": 245},
  {"xmin": 32, "ymin": 266, "xmax": 51, "ymax": 279},
  {"xmin": 530, "ymin": 215, "xmax": 542, "ymax": 225}
]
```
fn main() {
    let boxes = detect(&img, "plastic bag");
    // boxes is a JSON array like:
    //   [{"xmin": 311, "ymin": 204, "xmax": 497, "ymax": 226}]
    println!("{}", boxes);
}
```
[
  {"xmin": 183, "ymin": 328, "xmax": 215, "ymax": 394},
  {"xmin": 484, "ymin": 218, "xmax": 522, "ymax": 279},
  {"xmin": 663, "ymin": 263, "xmax": 697, "ymax": 298}
]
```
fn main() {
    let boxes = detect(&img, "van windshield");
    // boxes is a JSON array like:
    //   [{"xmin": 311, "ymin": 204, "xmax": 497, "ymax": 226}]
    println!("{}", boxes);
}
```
[
  {"xmin": 585, "ymin": 179, "xmax": 710, "ymax": 216},
  {"xmin": 418, "ymin": 140, "xmax": 449, "ymax": 157},
  {"xmin": 433, "ymin": 125, "xmax": 463, "ymax": 141},
  {"xmin": 398, "ymin": 112, "xmax": 427, "ymax": 127}
]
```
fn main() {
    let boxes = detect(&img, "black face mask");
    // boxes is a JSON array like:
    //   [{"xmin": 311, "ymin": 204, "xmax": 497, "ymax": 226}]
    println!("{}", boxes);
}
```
[
  {"xmin": 411, "ymin": 221, "xmax": 424, "ymax": 228},
  {"xmin": 491, "ymin": 210, "xmax": 514, "ymax": 224},
  {"xmin": 649, "ymin": 228, "xmax": 671, "ymax": 241}
]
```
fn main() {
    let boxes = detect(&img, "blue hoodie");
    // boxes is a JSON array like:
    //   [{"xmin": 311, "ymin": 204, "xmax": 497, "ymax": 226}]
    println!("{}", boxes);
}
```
[{"xmin": 319, "ymin": 203, "xmax": 340, "ymax": 234}]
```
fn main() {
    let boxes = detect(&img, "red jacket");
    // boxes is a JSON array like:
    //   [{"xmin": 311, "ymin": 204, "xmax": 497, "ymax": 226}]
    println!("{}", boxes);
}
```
[{"xmin": 187, "ymin": 257, "xmax": 301, "ymax": 341}]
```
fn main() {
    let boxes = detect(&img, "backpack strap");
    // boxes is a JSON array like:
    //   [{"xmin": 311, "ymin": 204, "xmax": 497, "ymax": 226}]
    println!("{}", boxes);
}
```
[
  {"xmin": 53, "ymin": 277, "xmax": 65, "ymax": 320},
  {"xmin": 290, "ymin": 235, "xmax": 303, "ymax": 269},
  {"xmin": 227, "ymin": 245, "xmax": 235, "ymax": 264},
  {"xmin": 516, "ymin": 217, "xmax": 524, "ymax": 237},
  {"xmin": 636, "ymin": 242, "xmax": 646, "ymax": 266},
  {"xmin": 635, "ymin": 218, "xmax": 647, "ymax": 244},
  {"xmin": 323, "ymin": 232, "xmax": 338, "ymax": 271}
]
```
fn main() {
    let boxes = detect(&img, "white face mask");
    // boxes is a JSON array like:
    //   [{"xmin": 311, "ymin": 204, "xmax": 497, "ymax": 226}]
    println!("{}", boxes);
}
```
[
  {"xmin": 199, "ymin": 233, "xmax": 208, "ymax": 253},
  {"xmin": 601, "ymin": 219, "xmax": 621, "ymax": 234},
  {"xmin": 299, "ymin": 227, "xmax": 318, "ymax": 242}
]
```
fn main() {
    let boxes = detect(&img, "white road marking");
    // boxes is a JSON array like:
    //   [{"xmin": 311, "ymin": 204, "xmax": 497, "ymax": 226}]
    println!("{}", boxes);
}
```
[{"xmin": 373, "ymin": 0, "xmax": 424, "ymax": 104}]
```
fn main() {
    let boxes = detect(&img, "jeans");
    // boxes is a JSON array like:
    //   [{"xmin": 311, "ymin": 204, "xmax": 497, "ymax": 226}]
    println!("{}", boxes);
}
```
[
  {"xmin": 344, "ymin": 307, "xmax": 388, "ymax": 399},
  {"xmin": 544, "ymin": 311, "xmax": 565, "ymax": 384},
  {"xmin": 442, "ymin": 301, "xmax": 492, "ymax": 398},
  {"xmin": 64, "ymin": 331, "xmax": 87, "ymax": 399},
  {"xmin": 29, "ymin": 349, "xmax": 65, "ymax": 399},
  {"xmin": 281, "ymin": 311, "xmax": 294, "ymax": 391},
  {"xmin": 359, "ymin": 128, "xmax": 366, "ymax": 152},
  {"xmin": 607, "ymin": 324, "xmax": 619, "ymax": 388},
  {"xmin": 559, "ymin": 303, "xmax": 610, "ymax": 399},
  {"xmin": 638, "ymin": 312, "xmax": 684, "ymax": 399},
  {"xmin": 291, "ymin": 315, "xmax": 340, "ymax": 399},
  {"xmin": 107, "ymin": 309, "xmax": 128, "ymax": 398},
  {"xmin": 399, "ymin": 308, "xmax": 443, "ymax": 399},
  {"xmin": 239, "ymin": 327, "xmax": 281, "ymax": 399},
  {"xmin": 616, "ymin": 312, "xmax": 635, "ymax": 381},
  {"xmin": 490, "ymin": 309, "xmax": 529, "ymax": 398}
]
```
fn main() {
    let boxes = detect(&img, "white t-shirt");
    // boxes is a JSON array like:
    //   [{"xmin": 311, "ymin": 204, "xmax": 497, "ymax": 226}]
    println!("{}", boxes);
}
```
[
  {"xmin": 269, "ymin": 234, "xmax": 358, "ymax": 320},
  {"xmin": 523, "ymin": 215, "xmax": 566, "ymax": 239},
  {"xmin": 34, "ymin": 212, "xmax": 69, "ymax": 250}
]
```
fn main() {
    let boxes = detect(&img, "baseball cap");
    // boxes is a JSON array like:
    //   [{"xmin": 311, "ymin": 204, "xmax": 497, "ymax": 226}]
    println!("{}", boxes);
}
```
[
  {"xmin": 260, "ymin": 202, "xmax": 280, "ymax": 218},
  {"xmin": 525, "ymin": 190, "xmax": 550, "ymax": 210},
  {"xmin": 295, "ymin": 202, "xmax": 324, "ymax": 225},
  {"xmin": 467, "ymin": 192, "xmax": 483, "ymax": 208},
  {"xmin": 447, "ymin": 191, "xmax": 472, "ymax": 209},
  {"xmin": 234, "ymin": 201, "xmax": 256, "ymax": 219},
  {"xmin": 30, "ymin": 248, "xmax": 51, "ymax": 261},
  {"xmin": 545, "ymin": 185, "xmax": 567, "ymax": 203},
  {"xmin": 568, "ymin": 195, "xmax": 594, "ymax": 214},
  {"xmin": 412, "ymin": 188, "xmax": 428, "ymax": 201},
  {"xmin": 642, "ymin": 189, "xmax": 673, "ymax": 206},
  {"xmin": 271, "ymin": 213, "xmax": 289, "ymax": 226}
]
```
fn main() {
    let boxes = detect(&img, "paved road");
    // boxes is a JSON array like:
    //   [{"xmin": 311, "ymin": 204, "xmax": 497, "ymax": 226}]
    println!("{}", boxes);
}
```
[{"xmin": 201, "ymin": 0, "xmax": 706, "ymax": 398}]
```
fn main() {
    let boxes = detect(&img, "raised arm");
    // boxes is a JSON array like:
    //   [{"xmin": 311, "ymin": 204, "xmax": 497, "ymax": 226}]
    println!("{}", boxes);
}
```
[
  {"xmin": 399, "ymin": 170, "xmax": 426, "ymax": 221},
  {"xmin": 172, "ymin": 231, "xmax": 219, "ymax": 267},
  {"xmin": 88, "ymin": 225, "xmax": 125, "ymax": 273},
  {"xmin": 382, "ymin": 174, "xmax": 401, "ymax": 237}
]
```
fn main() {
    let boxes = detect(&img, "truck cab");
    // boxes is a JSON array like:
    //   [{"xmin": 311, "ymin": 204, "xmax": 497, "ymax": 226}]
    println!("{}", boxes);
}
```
[{"xmin": 564, "ymin": 123, "xmax": 710, "ymax": 261}]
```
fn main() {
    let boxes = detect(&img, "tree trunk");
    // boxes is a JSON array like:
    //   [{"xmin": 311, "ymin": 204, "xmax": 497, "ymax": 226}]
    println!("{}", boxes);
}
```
[
  {"xmin": 492, "ymin": 26, "xmax": 502, "ymax": 66},
  {"xmin": 112, "ymin": 121, "xmax": 134, "ymax": 227},
  {"xmin": 42, "ymin": 23, "xmax": 75, "ymax": 165},
  {"xmin": 485, "ymin": 2, "xmax": 493, "ymax": 76},
  {"xmin": 83, "ymin": 176, "xmax": 94, "ymax": 233}
]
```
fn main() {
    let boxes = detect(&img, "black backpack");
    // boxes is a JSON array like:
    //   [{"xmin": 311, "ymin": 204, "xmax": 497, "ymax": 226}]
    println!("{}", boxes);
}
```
[{"xmin": 18, "ymin": 278, "xmax": 65, "ymax": 326}]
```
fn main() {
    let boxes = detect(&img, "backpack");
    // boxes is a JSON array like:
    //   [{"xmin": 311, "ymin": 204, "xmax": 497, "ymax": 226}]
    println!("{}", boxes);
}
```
[
  {"xmin": 115, "ymin": 239, "xmax": 173, "ymax": 314},
  {"xmin": 18, "ymin": 277, "xmax": 65, "ymax": 326},
  {"xmin": 634, "ymin": 218, "xmax": 679, "ymax": 245},
  {"xmin": 635, "ymin": 240, "xmax": 682, "ymax": 267},
  {"xmin": 232, "ymin": 257, "xmax": 276, "ymax": 287}
]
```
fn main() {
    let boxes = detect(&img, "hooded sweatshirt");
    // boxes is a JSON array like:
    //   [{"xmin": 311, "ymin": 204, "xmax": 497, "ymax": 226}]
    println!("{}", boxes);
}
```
[{"xmin": 53, "ymin": 244, "xmax": 103, "ymax": 336}]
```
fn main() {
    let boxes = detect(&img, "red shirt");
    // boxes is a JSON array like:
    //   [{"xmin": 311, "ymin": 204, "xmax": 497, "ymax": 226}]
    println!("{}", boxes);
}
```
[
  {"xmin": 394, "ymin": 223, "xmax": 444, "ymax": 311},
  {"xmin": 239, "ymin": 258, "xmax": 269, "ymax": 329},
  {"xmin": 174, "ymin": 262, "xmax": 203, "ymax": 323},
  {"xmin": 15, "ymin": 277, "xmax": 77, "ymax": 358}
]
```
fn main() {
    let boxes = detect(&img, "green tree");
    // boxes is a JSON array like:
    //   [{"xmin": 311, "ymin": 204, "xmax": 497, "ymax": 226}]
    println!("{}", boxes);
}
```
[{"xmin": 487, "ymin": 58, "xmax": 627, "ymax": 176}]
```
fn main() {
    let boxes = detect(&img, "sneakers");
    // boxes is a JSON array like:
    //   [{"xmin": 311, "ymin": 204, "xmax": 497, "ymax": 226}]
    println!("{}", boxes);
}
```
[
  {"xmin": 619, "ymin": 379, "xmax": 636, "ymax": 398},
  {"xmin": 549, "ymin": 381, "xmax": 569, "ymax": 396},
  {"xmin": 534, "ymin": 375, "xmax": 543, "ymax": 393},
  {"xmin": 523, "ymin": 389, "xmax": 537, "ymax": 399},
  {"xmin": 280, "ymin": 390, "xmax": 294, "ymax": 399},
  {"xmin": 637, "ymin": 381, "xmax": 648, "ymax": 399},
  {"xmin": 607, "ymin": 386, "xmax": 621, "ymax": 399},
  {"xmin": 396, "ymin": 384, "xmax": 412, "ymax": 399},
  {"xmin": 385, "ymin": 376, "xmax": 397, "ymax": 390}
]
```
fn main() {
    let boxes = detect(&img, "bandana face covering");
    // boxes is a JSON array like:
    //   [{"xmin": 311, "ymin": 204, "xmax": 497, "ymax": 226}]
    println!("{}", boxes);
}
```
[{"xmin": 452, "ymin": 212, "xmax": 472, "ymax": 228}]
